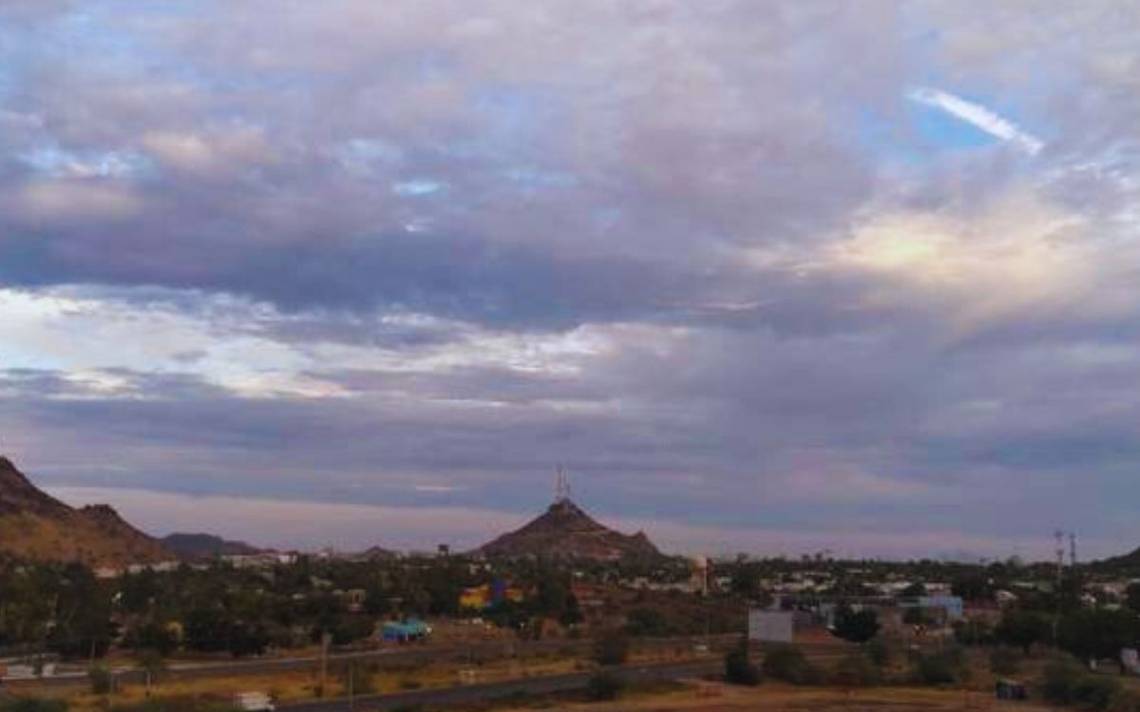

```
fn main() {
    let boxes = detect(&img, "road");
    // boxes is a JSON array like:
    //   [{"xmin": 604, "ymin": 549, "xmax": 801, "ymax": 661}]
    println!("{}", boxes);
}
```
[
  {"xmin": 281, "ymin": 659, "xmax": 722, "ymax": 712},
  {"xmin": 16, "ymin": 635, "xmax": 740, "ymax": 688}
]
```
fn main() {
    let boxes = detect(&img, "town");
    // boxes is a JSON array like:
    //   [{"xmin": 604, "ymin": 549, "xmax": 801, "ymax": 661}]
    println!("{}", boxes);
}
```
[{"xmin": 1, "ymin": 455, "xmax": 1140, "ymax": 711}]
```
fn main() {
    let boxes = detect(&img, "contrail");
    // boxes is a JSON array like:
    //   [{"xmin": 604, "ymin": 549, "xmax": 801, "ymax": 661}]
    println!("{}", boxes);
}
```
[{"xmin": 908, "ymin": 86, "xmax": 1044, "ymax": 156}]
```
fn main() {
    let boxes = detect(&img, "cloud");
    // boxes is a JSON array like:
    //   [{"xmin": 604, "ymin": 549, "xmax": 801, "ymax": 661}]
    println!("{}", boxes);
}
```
[
  {"xmin": 908, "ymin": 86, "xmax": 1045, "ymax": 155},
  {"xmin": 10, "ymin": 181, "xmax": 143, "ymax": 222},
  {"xmin": 0, "ymin": 2, "xmax": 1139, "ymax": 558}
]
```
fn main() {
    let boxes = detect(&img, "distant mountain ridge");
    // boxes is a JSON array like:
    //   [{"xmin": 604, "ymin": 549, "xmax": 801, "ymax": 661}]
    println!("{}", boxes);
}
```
[
  {"xmin": 1092, "ymin": 546, "xmax": 1140, "ymax": 571},
  {"xmin": 160, "ymin": 532, "xmax": 263, "ymax": 560},
  {"xmin": 0, "ymin": 456, "xmax": 170, "ymax": 566},
  {"xmin": 476, "ymin": 498, "xmax": 663, "ymax": 561}
]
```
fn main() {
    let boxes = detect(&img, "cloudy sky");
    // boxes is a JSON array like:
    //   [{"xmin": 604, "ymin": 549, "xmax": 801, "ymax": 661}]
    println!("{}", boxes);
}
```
[{"xmin": 2, "ymin": 1, "xmax": 1139, "ymax": 560}]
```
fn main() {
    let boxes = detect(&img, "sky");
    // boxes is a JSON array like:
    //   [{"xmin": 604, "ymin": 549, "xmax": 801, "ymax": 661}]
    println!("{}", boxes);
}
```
[{"xmin": 1, "ymin": 1, "xmax": 1139, "ymax": 561}]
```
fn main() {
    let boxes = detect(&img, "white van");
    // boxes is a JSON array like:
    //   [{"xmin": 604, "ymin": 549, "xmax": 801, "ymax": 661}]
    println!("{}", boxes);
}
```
[{"xmin": 233, "ymin": 692, "xmax": 275, "ymax": 711}]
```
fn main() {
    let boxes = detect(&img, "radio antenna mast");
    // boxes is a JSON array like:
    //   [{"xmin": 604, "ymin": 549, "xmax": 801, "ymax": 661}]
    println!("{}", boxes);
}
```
[{"xmin": 555, "ymin": 465, "xmax": 571, "ymax": 503}]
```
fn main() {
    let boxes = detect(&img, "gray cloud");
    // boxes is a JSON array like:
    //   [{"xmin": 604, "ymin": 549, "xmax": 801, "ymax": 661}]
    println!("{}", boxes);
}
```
[{"xmin": 1, "ymin": 1, "xmax": 1139, "ymax": 558}]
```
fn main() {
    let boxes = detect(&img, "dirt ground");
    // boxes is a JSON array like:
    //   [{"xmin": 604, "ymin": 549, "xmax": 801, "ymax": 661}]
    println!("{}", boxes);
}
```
[{"xmin": 500, "ymin": 683, "xmax": 1062, "ymax": 711}]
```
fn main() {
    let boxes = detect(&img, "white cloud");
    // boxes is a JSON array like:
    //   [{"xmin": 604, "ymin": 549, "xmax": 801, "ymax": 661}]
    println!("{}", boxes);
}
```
[{"xmin": 908, "ymin": 86, "xmax": 1044, "ymax": 156}]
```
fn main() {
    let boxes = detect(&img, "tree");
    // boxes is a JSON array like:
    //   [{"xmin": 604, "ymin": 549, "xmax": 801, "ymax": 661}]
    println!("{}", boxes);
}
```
[
  {"xmin": 559, "ymin": 593, "xmax": 583, "ymax": 627},
  {"xmin": 1126, "ymin": 583, "xmax": 1140, "ymax": 615},
  {"xmin": 832, "ymin": 605, "xmax": 880, "ymax": 644},
  {"xmin": 227, "ymin": 620, "xmax": 270, "ymax": 658},
  {"xmin": 1057, "ymin": 609, "xmax": 1140, "ymax": 663},
  {"xmin": 126, "ymin": 621, "xmax": 178, "ymax": 656},
  {"xmin": 47, "ymin": 564, "xmax": 114, "ymax": 659},
  {"xmin": 625, "ymin": 607, "xmax": 670, "ymax": 637},
  {"xmin": 951, "ymin": 573, "xmax": 993, "ymax": 602},
  {"xmin": 88, "ymin": 664, "xmax": 113, "ymax": 695},
  {"xmin": 184, "ymin": 607, "xmax": 230, "ymax": 653},
  {"xmin": 900, "ymin": 582, "xmax": 928, "ymax": 598},
  {"xmin": 993, "ymin": 610, "xmax": 1050, "ymax": 655},
  {"xmin": 592, "ymin": 629, "xmax": 630, "ymax": 666},
  {"xmin": 762, "ymin": 644, "xmax": 819, "ymax": 685},
  {"xmin": 586, "ymin": 671, "xmax": 624, "ymax": 701},
  {"xmin": 135, "ymin": 649, "xmax": 167, "ymax": 697},
  {"xmin": 724, "ymin": 640, "xmax": 760, "ymax": 686},
  {"xmin": 730, "ymin": 566, "xmax": 761, "ymax": 597}
]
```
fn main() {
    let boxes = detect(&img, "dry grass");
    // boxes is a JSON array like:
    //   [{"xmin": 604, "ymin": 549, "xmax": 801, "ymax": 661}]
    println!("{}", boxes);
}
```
[{"xmin": 498, "ymin": 683, "xmax": 1064, "ymax": 711}]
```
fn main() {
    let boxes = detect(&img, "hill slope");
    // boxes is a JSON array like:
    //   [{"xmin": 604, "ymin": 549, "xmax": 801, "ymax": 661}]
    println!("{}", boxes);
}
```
[
  {"xmin": 0, "ymin": 456, "xmax": 170, "ymax": 567},
  {"xmin": 161, "ymin": 532, "xmax": 262, "ymax": 560},
  {"xmin": 477, "ymin": 498, "xmax": 662, "ymax": 561}
]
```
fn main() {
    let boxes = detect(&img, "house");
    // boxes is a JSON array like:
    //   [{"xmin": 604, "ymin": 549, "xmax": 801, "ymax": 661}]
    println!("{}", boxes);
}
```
[
  {"xmin": 340, "ymin": 588, "xmax": 367, "ymax": 613},
  {"xmin": 380, "ymin": 618, "xmax": 431, "ymax": 643},
  {"xmin": 458, "ymin": 580, "xmax": 525, "ymax": 611}
]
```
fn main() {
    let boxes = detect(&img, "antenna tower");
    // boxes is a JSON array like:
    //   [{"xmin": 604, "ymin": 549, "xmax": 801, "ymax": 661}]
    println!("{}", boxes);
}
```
[
  {"xmin": 555, "ymin": 465, "xmax": 571, "ymax": 503},
  {"xmin": 1054, "ymin": 529, "xmax": 1065, "ymax": 586}
]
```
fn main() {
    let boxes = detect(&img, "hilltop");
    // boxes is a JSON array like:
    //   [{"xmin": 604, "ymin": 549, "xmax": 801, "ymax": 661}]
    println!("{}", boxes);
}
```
[
  {"xmin": 477, "ymin": 498, "xmax": 662, "ymax": 561},
  {"xmin": 0, "ymin": 456, "xmax": 170, "ymax": 566}
]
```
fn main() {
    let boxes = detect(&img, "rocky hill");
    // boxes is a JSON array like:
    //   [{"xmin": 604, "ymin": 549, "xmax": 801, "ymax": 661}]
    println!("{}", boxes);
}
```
[
  {"xmin": 477, "ymin": 498, "xmax": 662, "ymax": 561},
  {"xmin": 160, "ymin": 532, "xmax": 263, "ymax": 560},
  {"xmin": 0, "ymin": 456, "xmax": 171, "ymax": 566}
]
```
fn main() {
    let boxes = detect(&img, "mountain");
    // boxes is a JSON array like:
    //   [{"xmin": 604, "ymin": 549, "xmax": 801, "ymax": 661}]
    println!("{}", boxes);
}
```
[
  {"xmin": 0, "ymin": 456, "xmax": 170, "ymax": 566},
  {"xmin": 161, "ymin": 532, "xmax": 263, "ymax": 560},
  {"xmin": 476, "ymin": 498, "xmax": 663, "ymax": 561},
  {"xmin": 1091, "ymin": 546, "xmax": 1140, "ymax": 572}
]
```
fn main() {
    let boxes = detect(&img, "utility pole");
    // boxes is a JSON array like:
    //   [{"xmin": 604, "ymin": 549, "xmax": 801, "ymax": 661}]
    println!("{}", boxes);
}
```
[
  {"xmin": 320, "ymin": 631, "xmax": 331, "ymax": 696},
  {"xmin": 1054, "ymin": 530, "xmax": 1065, "ymax": 587},
  {"xmin": 347, "ymin": 661, "xmax": 355, "ymax": 711},
  {"xmin": 1053, "ymin": 530, "xmax": 1065, "ymax": 644},
  {"xmin": 1069, "ymin": 532, "xmax": 1078, "ymax": 568}
]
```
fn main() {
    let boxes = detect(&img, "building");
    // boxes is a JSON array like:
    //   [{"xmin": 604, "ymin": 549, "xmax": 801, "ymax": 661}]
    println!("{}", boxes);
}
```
[
  {"xmin": 380, "ymin": 618, "xmax": 431, "ymax": 643},
  {"xmin": 458, "ymin": 580, "xmax": 525, "ymax": 611},
  {"xmin": 748, "ymin": 609, "xmax": 794, "ymax": 643}
]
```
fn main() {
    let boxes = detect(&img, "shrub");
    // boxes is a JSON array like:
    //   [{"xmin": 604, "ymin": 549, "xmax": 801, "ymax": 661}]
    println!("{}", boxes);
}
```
[
  {"xmin": 724, "ymin": 643, "xmax": 761, "ymax": 686},
  {"xmin": 340, "ymin": 663, "xmax": 377, "ymax": 695},
  {"xmin": 1072, "ymin": 675, "xmax": 1122, "ymax": 711},
  {"xmin": 1041, "ymin": 658, "xmax": 1085, "ymax": 705},
  {"xmin": 1107, "ymin": 690, "xmax": 1140, "ymax": 712},
  {"xmin": 953, "ymin": 619, "xmax": 993, "ymax": 646},
  {"xmin": 989, "ymin": 646, "xmax": 1021, "ymax": 676},
  {"xmin": 994, "ymin": 610, "xmax": 1050, "ymax": 654},
  {"xmin": 829, "ymin": 653, "xmax": 880, "ymax": 687},
  {"xmin": 832, "ymin": 605, "xmax": 880, "ymax": 644},
  {"xmin": 625, "ymin": 607, "xmax": 671, "ymax": 637},
  {"xmin": 0, "ymin": 700, "xmax": 69, "ymax": 712},
  {"xmin": 88, "ymin": 664, "xmax": 113, "ymax": 695},
  {"xmin": 912, "ymin": 653, "xmax": 957, "ymax": 685},
  {"xmin": 586, "ymin": 671, "xmax": 625, "ymax": 701},
  {"xmin": 592, "ymin": 629, "xmax": 630, "ymax": 667},
  {"xmin": 104, "ymin": 698, "xmax": 238, "ymax": 712},
  {"xmin": 865, "ymin": 638, "xmax": 890, "ymax": 668},
  {"xmin": 762, "ymin": 644, "xmax": 820, "ymax": 685}
]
